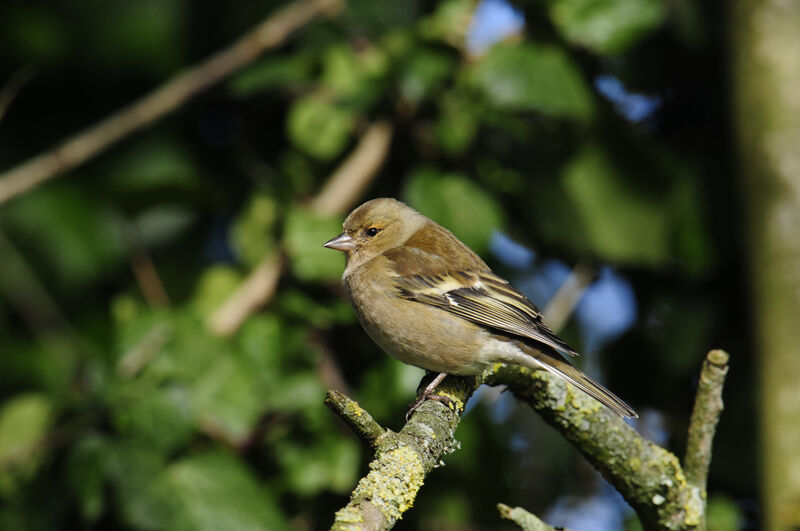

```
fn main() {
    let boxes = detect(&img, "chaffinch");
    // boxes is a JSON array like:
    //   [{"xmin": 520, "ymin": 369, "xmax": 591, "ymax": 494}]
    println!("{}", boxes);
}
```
[{"xmin": 324, "ymin": 198, "xmax": 637, "ymax": 419}]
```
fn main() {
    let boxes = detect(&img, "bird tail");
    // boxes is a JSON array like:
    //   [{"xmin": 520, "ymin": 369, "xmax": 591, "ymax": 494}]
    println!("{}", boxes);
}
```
[{"xmin": 514, "ymin": 341, "xmax": 638, "ymax": 419}]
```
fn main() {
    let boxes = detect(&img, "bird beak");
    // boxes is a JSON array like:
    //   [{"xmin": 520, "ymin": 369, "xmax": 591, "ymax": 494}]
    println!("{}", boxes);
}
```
[{"xmin": 323, "ymin": 233, "xmax": 355, "ymax": 252}]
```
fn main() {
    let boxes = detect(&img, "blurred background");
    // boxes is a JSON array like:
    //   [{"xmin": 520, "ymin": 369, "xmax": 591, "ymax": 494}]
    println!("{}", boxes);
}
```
[{"xmin": 1, "ymin": 0, "xmax": 796, "ymax": 529}]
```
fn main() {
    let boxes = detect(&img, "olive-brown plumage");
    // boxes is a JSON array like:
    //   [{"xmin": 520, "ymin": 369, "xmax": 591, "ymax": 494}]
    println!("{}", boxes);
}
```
[{"xmin": 324, "ymin": 198, "xmax": 637, "ymax": 419}]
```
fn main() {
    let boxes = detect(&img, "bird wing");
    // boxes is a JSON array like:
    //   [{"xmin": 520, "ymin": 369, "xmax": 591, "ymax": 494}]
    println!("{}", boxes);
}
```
[{"xmin": 389, "ymin": 252, "xmax": 578, "ymax": 357}]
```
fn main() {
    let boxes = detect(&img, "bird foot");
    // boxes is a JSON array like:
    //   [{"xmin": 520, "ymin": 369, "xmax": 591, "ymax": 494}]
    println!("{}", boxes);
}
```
[{"xmin": 405, "ymin": 391, "xmax": 455, "ymax": 421}]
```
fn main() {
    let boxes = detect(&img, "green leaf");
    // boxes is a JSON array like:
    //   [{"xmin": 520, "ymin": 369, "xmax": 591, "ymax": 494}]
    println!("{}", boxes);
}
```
[
  {"xmin": 106, "ymin": 137, "xmax": 200, "ymax": 193},
  {"xmin": 286, "ymin": 97, "xmax": 356, "ymax": 160},
  {"xmin": 190, "ymin": 355, "xmax": 264, "ymax": 446},
  {"xmin": 276, "ymin": 435, "xmax": 360, "ymax": 496},
  {"xmin": 66, "ymin": 435, "xmax": 108, "ymax": 523},
  {"xmin": 399, "ymin": 49, "xmax": 453, "ymax": 104},
  {"xmin": 116, "ymin": 310, "xmax": 226, "ymax": 384},
  {"xmin": 228, "ymin": 53, "xmax": 314, "ymax": 97},
  {"xmin": 190, "ymin": 266, "xmax": 244, "ymax": 318},
  {"xmin": 284, "ymin": 206, "xmax": 345, "ymax": 282},
  {"xmin": 275, "ymin": 289, "xmax": 355, "ymax": 329},
  {"xmin": 562, "ymin": 144, "xmax": 669, "ymax": 265},
  {"xmin": 0, "ymin": 394, "xmax": 53, "ymax": 453},
  {"xmin": 468, "ymin": 42, "xmax": 594, "ymax": 120},
  {"xmin": 166, "ymin": 452, "xmax": 286, "ymax": 531},
  {"xmin": 547, "ymin": 0, "xmax": 667, "ymax": 55},
  {"xmin": 83, "ymin": 0, "xmax": 185, "ymax": 75},
  {"xmin": 0, "ymin": 185, "xmax": 127, "ymax": 290},
  {"xmin": 418, "ymin": 0, "xmax": 474, "ymax": 48},
  {"xmin": 321, "ymin": 45, "xmax": 388, "ymax": 99},
  {"xmin": 106, "ymin": 441, "xmax": 179, "ymax": 530},
  {"xmin": 110, "ymin": 384, "xmax": 194, "ymax": 453},
  {"xmin": 435, "ymin": 91, "xmax": 479, "ymax": 154},
  {"xmin": 230, "ymin": 194, "xmax": 279, "ymax": 268},
  {"xmin": 236, "ymin": 314, "xmax": 286, "ymax": 379},
  {"xmin": 0, "ymin": 394, "xmax": 53, "ymax": 488},
  {"xmin": 263, "ymin": 373, "xmax": 324, "ymax": 414},
  {"xmin": 404, "ymin": 169, "xmax": 504, "ymax": 255}
]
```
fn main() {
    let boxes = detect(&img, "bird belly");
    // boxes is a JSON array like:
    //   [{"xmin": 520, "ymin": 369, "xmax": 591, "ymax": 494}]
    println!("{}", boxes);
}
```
[{"xmin": 345, "ymin": 273, "xmax": 493, "ymax": 375}]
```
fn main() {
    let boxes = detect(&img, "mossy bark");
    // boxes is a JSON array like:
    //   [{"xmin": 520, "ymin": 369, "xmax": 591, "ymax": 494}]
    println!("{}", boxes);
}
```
[
  {"xmin": 330, "ymin": 350, "xmax": 727, "ymax": 530},
  {"xmin": 730, "ymin": 1, "xmax": 800, "ymax": 528}
]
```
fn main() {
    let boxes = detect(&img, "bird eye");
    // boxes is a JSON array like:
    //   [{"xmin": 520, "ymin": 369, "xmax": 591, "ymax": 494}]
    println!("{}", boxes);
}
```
[{"xmin": 365, "ymin": 227, "xmax": 380, "ymax": 237}]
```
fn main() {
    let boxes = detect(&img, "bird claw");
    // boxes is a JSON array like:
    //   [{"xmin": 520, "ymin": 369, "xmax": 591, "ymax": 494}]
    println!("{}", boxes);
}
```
[{"xmin": 405, "ymin": 392, "xmax": 455, "ymax": 421}]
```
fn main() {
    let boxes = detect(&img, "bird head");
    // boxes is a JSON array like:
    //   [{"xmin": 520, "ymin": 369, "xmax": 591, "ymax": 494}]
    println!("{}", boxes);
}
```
[{"xmin": 323, "ymin": 198, "xmax": 425, "ymax": 268}]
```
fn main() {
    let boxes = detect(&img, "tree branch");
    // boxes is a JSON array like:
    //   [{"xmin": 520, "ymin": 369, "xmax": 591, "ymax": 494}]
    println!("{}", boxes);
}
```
[
  {"xmin": 330, "ymin": 374, "xmax": 477, "ymax": 530},
  {"xmin": 497, "ymin": 503, "xmax": 571, "ymax": 531},
  {"xmin": 487, "ymin": 365, "xmax": 704, "ymax": 530},
  {"xmin": 684, "ymin": 349, "xmax": 729, "ymax": 511},
  {"xmin": 325, "ymin": 390, "xmax": 387, "ymax": 447},
  {"xmin": 206, "ymin": 254, "xmax": 285, "ymax": 336},
  {"xmin": 330, "ymin": 348, "xmax": 731, "ymax": 530},
  {"xmin": 0, "ymin": 0, "xmax": 343, "ymax": 205},
  {"xmin": 540, "ymin": 261, "xmax": 593, "ymax": 331}
]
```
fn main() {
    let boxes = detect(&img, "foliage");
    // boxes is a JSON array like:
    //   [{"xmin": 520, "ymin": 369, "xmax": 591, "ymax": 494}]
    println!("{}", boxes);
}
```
[{"xmin": 0, "ymin": 0, "xmax": 750, "ymax": 529}]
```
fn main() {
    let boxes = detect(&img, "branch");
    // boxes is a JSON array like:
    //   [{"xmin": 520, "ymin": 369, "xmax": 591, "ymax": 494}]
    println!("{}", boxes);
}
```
[
  {"xmin": 497, "ymin": 503, "xmax": 571, "ymax": 531},
  {"xmin": 487, "ymin": 365, "xmax": 705, "ymax": 530},
  {"xmin": 206, "ymin": 254, "xmax": 284, "ymax": 336},
  {"xmin": 540, "ymin": 261, "xmax": 593, "ymax": 331},
  {"xmin": 684, "ymin": 350, "xmax": 729, "ymax": 498},
  {"xmin": 325, "ymin": 390, "xmax": 386, "ymax": 447},
  {"xmin": 330, "ymin": 374, "xmax": 477, "ymax": 530},
  {"xmin": 0, "ymin": 66, "xmax": 37, "ymax": 123},
  {"xmin": 330, "ymin": 350, "xmax": 730, "ymax": 531},
  {"xmin": 0, "ymin": 0, "xmax": 343, "ymax": 205}
]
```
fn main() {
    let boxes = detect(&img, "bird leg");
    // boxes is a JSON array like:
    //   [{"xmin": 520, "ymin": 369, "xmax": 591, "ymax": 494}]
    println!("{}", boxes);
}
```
[{"xmin": 406, "ymin": 371, "xmax": 454, "ymax": 421}]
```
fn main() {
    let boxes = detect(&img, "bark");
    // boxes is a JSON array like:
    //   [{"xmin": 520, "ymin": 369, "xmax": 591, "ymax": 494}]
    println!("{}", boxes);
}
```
[
  {"xmin": 730, "ymin": 1, "xmax": 800, "ymax": 528},
  {"xmin": 329, "ymin": 350, "xmax": 729, "ymax": 530}
]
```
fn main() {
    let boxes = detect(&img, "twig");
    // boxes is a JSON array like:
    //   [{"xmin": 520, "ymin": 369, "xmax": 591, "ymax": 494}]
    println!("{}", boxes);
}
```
[
  {"xmin": 0, "ymin": 228, "xmax": 70, "ymax": 333},
  {"xmin": 497, "ymin": 503, "xmax": 570, "ymax": 531},
  {"xmin": 0, "ymin": 0, "xmax": 343, "ymax": 205},
  {"xmin": 0, "ymin": 66, "xmax": 37, "ymax": 123},
  {"xmin": 540, "ymin": 261, "xmax": 594, "ymax": 331},
  {"xmin": 207, "ymin": 121, "xmax": 393, "ymax": 336},
  {"xmin": 684, "ymin": 350, "xmax": 729, "ymax": 495},
  {"xmin": 131, "ymin": 250, "xmax": 171, "ymax": 307},
  {"xmin": 325, "ymin": 390, "xmax": 387, "ymax": 447},
  {"xmin": 117, "ymin": 322, "xmax": 173, "ymax": 377},
  {"xmin": 206, "ymin": 254, "xmax": 284, "ymax": 336},
  {"xmin": 309, "ymin": 121, "xmax": 394, "ymax": 215}
]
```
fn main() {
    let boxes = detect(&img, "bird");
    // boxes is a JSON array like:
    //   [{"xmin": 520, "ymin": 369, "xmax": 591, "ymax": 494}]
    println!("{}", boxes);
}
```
[{"xmin": 323, "ymin": 198, "xmax": 637, "ymax": 420}]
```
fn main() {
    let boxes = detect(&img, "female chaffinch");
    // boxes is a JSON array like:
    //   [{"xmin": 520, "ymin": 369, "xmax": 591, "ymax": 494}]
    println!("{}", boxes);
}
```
[{"xmin": 324, "ymin": 198, "xmax": 637, "ymax": 419}]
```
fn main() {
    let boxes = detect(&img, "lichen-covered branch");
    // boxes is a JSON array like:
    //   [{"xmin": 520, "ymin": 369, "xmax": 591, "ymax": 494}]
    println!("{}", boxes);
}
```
[
  {"xmin": 497, "ymin": 503, "xmax": 570, "ymax": 531},
  {"xmin": 330, "ymin": 350, "xmax": 731, "ymax": 530},
  {"xmin": 488, "ymin": 364, "xmax": 705, "ymax": 530},
  {"xmin": 325, "ymin": 390, "xmax": 387, "ymax": 447},
  {"xmin": 684, "ymin": 350, "xmax": 729, "ymax": 504},
  {"xmin": 330, "ymin": 374, "xmax": 477, "ymax": 530}
]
